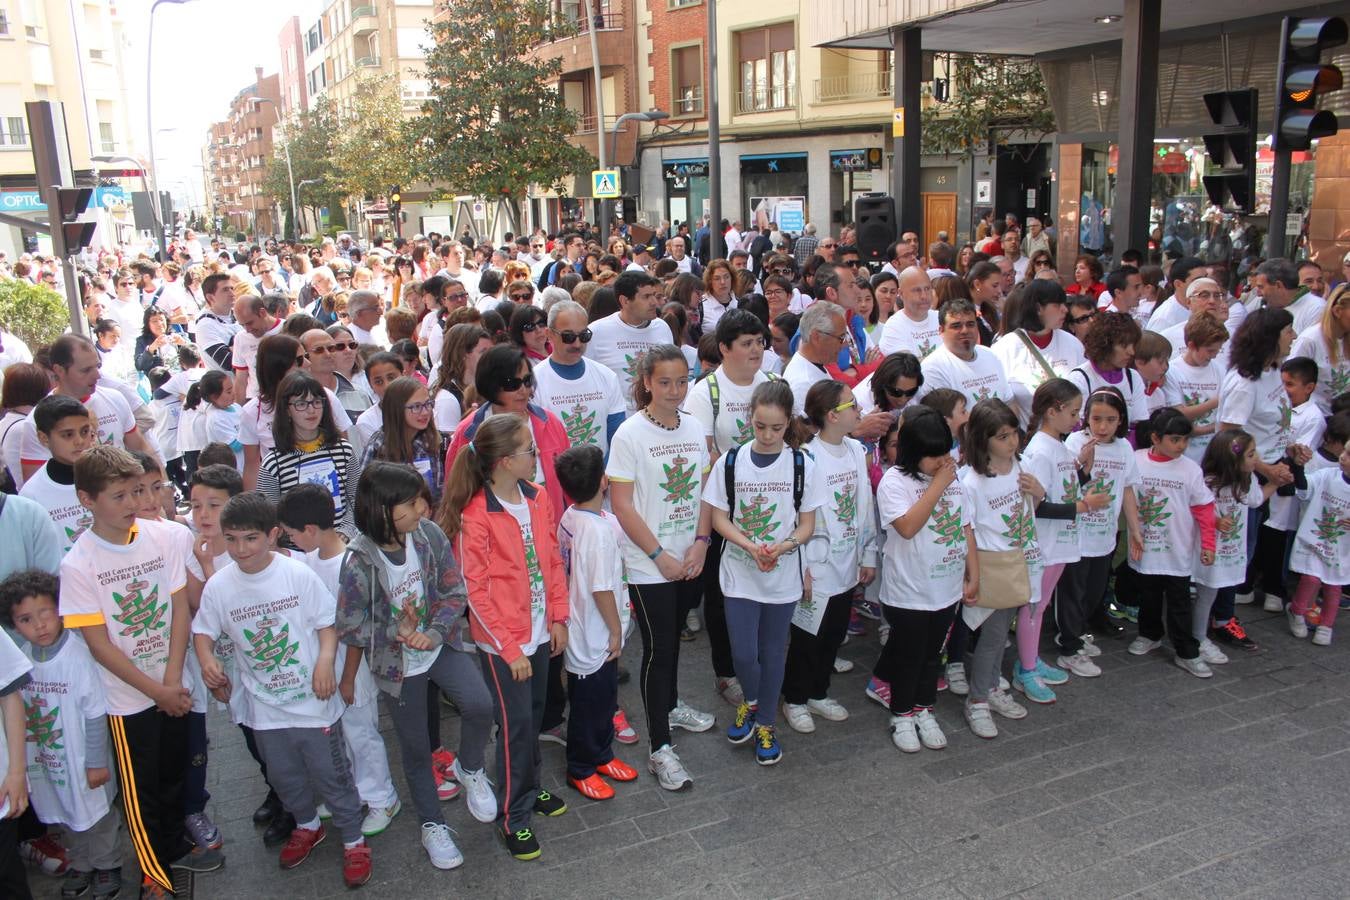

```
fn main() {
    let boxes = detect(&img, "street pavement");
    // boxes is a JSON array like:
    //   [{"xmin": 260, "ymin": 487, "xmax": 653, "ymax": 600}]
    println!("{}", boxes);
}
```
[{"xmin": 29, "ymin": 604, "xmax": 1350, "ymax": 899}]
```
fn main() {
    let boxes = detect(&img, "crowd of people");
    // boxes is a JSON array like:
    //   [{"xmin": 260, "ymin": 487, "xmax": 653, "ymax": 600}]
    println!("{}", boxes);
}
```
[{"xmin": 0, "ymin": 216, "xmax": 1346, "ymax": 899}]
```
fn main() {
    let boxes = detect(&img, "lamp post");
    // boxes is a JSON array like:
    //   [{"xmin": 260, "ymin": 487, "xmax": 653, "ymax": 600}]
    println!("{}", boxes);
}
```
[
  {"xmin": 246, "ymin": 96, "xmax": 298, "ymax": 241},
  {"xmin": 601, "ymin": 110, "xmax": 669, "ymax": 241},
  {"xmin": 147, "ymin": 0, "xmax": 195, "ymax": 260}
]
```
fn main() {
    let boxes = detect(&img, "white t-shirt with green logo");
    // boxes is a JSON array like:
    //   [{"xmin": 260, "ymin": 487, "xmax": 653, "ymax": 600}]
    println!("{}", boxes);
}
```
[
  {"xmin": 20, "ymin": 466, "xmax": 90, "ymax": 557},
  {"xmin": 1196, "ymin": 476, "xmax": 1263, "ymax": 588},
  {"xmin": 878, "ymin": 310, "xmax": 940, "ymax": 359},
  {"xmin": 1290, "ymin": 466, "xmax": 1350, "ymax": 585},
  {"xmin": 379, "ymin": 535, "xmax": 439, "ymax": 678},
  {"xmin": 1132, "ymin": 450, "xmax": 1214, "ymax": 577},
  {"xmin": 193, "ymin": 552, "xmax": 343, "ymax": 730},
  {"xmin": 1064, "ymin": 433, "xmax": 1140, "ymax": 558},
  {"xmin": 1022, "ymin": 431, "xmax": 1083, "ymax": 566},
  {"xmin": 876, "ymin": 468, "xmax": 972, "ymax": 610},
  {"xmin": 501, "ymin": 497, "xmax": 549, "ymax": 655},
  {"xmin": 685, "ymin": 367, "xmax": 771, "ymax": 455},
  {"xmin": 584, "ymin": 312, "xmax": 675, "ymax": 414},
  {"xmin": 1163, "ymin": 357, "xmax": 1225, "ymax": 463},
  {"xmin": 532, "ymin": 357, "xmax": 625, "ymax": 452},
  {"xmin": 804, "ymin": 436, "xmax": 877, "ymax": 596}
]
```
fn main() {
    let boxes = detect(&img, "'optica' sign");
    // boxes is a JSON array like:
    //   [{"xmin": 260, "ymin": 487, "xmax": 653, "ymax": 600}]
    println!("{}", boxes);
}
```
[{"xmin": 0, "ymin": 187, "xmax": 127, "ymax": 213}]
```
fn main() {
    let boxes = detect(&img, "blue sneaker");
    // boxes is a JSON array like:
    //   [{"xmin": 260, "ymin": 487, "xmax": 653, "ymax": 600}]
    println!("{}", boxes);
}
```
[
  {"xmin": 727, "ymin": 702, "xmax": 756, "ymax": 745},
  {"xmin": 1033, "ymin": 658, "xmax": 1068, "ymax": 685},
  {"xmin": 1012, "ymin": 665, "xmax": 1056, "ymax": 704},
  {"xmin": 754, "ymin": 725, "xmax": 782, "ymax": 766}
]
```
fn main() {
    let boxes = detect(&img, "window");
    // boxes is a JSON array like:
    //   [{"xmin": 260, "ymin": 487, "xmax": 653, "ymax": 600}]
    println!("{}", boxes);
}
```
[
  {"xmin": 668, "ymin": 0, "xmax": 700, "ymax": 7},
  {"xmin": 0, "ymin": 11, "xmax": 9, "ymax": 34},
  {"xmin": 98, "ymin": 122, "xmax": 114, "ymax": 153},
  {"xmin": 88, "ymin": 47, "xmax": 104, "ymax": 60},
  {"xmin": 0, "ymin": 117, "xmax": 27, "ymax": 146},
  {"xmin": 671, "ymin": 45, "xmax": 703, "ymax": 117},
  {"xmin": 736, "ymin": 23, "xmax": 795, "ymax": 112}
]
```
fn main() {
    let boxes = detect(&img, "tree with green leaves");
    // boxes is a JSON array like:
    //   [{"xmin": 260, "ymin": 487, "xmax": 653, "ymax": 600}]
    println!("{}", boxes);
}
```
[
  {"xmin": 921, "ymin": 54, "xmax": 1055, "ymax": 161},
  {"xmin": 331, "ymin": 75, "xmax": 415, "ymax": 203},
  {"xmin": 262, "ymin": 96, "xmax": 341, "ymax": 238},
  {"xmin": 411, "ymin": 0, "xmax": 595, "ymax": 231}
]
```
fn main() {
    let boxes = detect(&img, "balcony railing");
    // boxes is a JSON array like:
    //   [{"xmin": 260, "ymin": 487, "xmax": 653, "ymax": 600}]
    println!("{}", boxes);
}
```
[
  {"xmin": 352, "ymin": 4, "xmax": 377, "ymax": 33},
  {"xmin": 355, "ymin": 55, "xmax": 380, "ymax": 68},
  {"xmin": 573, "ymin": 113, "xmax": 621, "ymax": 134},
  {"xmin": 735, "ymin": 83, "xmax": 797, "ymax": 114},
  {"xmin": 351, "ymin": 3, "xmax": 376, "ymax": 17},
  {"xmin": 814, "ymin": 69, "xmax": 892, "ymax": 104},
  {"xmin": 673, "ymin": 87, "xmax": 704, "ymax": 116},
  {"xmin": 546, "ymin": 10, "xmax": 624, "ymax": 42}
]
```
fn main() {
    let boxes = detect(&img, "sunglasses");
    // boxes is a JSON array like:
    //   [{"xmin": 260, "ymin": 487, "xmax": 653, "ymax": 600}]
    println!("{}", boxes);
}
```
[
  {"xmin": 839, "ymin": 259, "xmax": 860, "ymax": 268},
  {"xmin": 521, "ymin": 320, "xmax": 545, "ymax": 332},
  {"xmin": 444, "ymin": 292, "xmax": 468, "ymax": 303},
  {"xmin": 328, "ymin": 341, "xmax": 358, "ymax": 351},
  {"xmin": 507, "ymin": 444, "xmax": 539, "ymax": 459},
  {"xmin": 885, "ymin": 384, "xmax": 919, "ymax": 399},
  {"xmin": 500, "ymin": 373, "xmax": 536, "ymax": 392},
  {"xmin": 554, "ymin": 328, "xmax": 593, "ymax": 344},
  {"xmin": 508, "ymin": 292, "xmax": 533, "ymax": 301},
  {"xmin": 1067, "ymin": 312, "xmax": 1097, "ymax": 326}
]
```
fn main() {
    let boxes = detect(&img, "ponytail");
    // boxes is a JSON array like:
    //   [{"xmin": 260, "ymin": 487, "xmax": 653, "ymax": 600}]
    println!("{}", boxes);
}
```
[
  {"xmin": 1026, "ymin": 377, "xmax": 1082, "ymax": 439},
  {"xmin": 436, "ymin": 414, "xmax": 529, "ymax": 541}
]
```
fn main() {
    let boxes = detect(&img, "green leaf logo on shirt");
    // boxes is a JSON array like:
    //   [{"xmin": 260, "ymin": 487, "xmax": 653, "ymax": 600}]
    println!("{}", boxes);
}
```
[
  {"xmin": 1137, "ymin": 488, "xmax": 1171, "ymax": 528},
  {"xmin": 244, "ymin": 616, "xmax": 300, "ymax": 674},
  {"xmin": 918, "ymin": 337, "xmax": 936, "ymax": 359},
  {"xmin": 1061, "ymin": 475, "xmax": 1080, "ymax": 505},
  {"xmin": 834, "ymin": 485, "xmax": 856, "ymax": 526},
  {"xmin": 1085, "ymin": 470, "xmax": 1116, "ymax": 507},
  {"xmin": 1000, "ymin": 501, "xmax": 1036, "ymax": 548},
  {"xmin": 1215, "ymin": 508, "xmax": 1240, "ymax": 540},
  {"xmin": 737, "ymin": 494, "xmax": 780, "ymax": 543},
  {"xmin": 112, "ymin": 580, "xmax": 166, "ymax": 639},
  {"xmin": 1278, "ymin": 397, "xmax": 1293, "ymax": 433},
  {"xmin": 24, "ymin": 700, "xmax": 63, "ymax": 751},
  {"xmin": 561, "ymin": 402, "xmax": 601, "ymax": 446},
  {"xmin": 1328, "ymin": 367, "xmax": 1350, "ymax": 397},
  {"xmin": 974, "ymin": 385, "xmax": 994, "ymax": 402},
  {"xmin": 926, "ymin": 498, "xmax": 965, "ymax": 547},
  {"xmin": 660, "ymin": 455, "xmax": 697, "ymax": 503},
  {"xmin": 733, "ymin": 417, "xmax": 753, "ymax": 446},
  {"xmin": 1314, "ymin": 508, "xmax": 1348, "ymax": 542}
]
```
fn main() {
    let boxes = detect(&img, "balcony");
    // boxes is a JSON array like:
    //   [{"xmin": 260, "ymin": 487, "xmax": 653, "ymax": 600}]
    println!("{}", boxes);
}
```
[
  {"xmin": 673, "ymin": 87, "xmax": 704, "ymax": 117},
  {"xmin": 814, "ymin": 69, "xmax": 892, "ymax": 104},
  {"xmin": 573, "ymin": 113, "xmax": 620, "ymax": 135},
  {"xmin": 352, "ymin": 4, "xmax": 377, "ymax": 34},
  {"xmin": 735, "ymin": 83, "xmax": 797, "ymax": 114},
  {"xmin": 355, "ymin": 55, "xmax": 380, "ymax": 69},
  {"xmin": 547, "ymin": 9, "xmax": 624, "ymax": 42}
]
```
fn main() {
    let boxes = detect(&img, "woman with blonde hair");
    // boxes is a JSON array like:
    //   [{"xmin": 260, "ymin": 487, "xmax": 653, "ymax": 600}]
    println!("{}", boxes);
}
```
[
  {"xmin": 1290, "ymin": 282, "xmax": 1350, "ymax": 414},
  {"xmin": 503, "ymin": 259, "xmax": 532, "ymax": 284}
]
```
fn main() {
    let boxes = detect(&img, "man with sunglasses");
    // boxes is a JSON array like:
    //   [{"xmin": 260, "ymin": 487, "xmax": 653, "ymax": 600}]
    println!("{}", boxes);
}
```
[
  {"xmin": 626, "ymin": 244, "xmax": 653, "ymax": 273},
  {"xmin": 531, "ymin": 300, "xmax": 625, "ymax": 454},
  {"xmin": 915, "ymin": 298, "xmax": 1013, "ymax": 409},
  {"xmin": 586, "ymin": 271, "xmax": 674, "ymax": 414}
]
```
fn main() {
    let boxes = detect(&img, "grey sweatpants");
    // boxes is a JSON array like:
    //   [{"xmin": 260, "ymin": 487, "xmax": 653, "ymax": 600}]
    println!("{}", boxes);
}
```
[
  {"xmin": 66, "ymin": 808, "xmax": 121, "ymax": 871},
  {"xmin": 968, "ymin": 607, "xmax": 1016, "ymax": 702},
  {"xmin": 382, "ymin": 646, "xmax": 494, "ymax": 825},
  {"xmin": 254, "ymin": 723, "xmax": 363, "ymax": 844}
]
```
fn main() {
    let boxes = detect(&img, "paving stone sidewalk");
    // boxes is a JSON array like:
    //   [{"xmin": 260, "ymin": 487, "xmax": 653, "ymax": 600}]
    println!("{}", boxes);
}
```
[{"xmin": 30, "ymin": 606, "xmax": 1350, "ymax": 899}]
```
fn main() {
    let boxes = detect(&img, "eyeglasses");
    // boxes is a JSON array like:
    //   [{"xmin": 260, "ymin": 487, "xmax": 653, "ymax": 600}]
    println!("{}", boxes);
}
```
[
  {"xmin": 521, "ymin": 320, "xmax": 545, "ymax": 332},
  {"xmin": 554, "ymin": 328, "xmax": 593, "ymax": 344},
  {"xmin": 328, "ymin": 341, "xmax": 358, "ymax": 351},
  {"xmin": 832, "ymin": 399, "xmax": 857, "ymax": 413},
  {"xmin": 1067, "ymin": 312, "xmax": 1097, "ymax": 326},
  {"xmin": 508, "ymin": 292, "xmax": 533, "ymax": 301},
  {"xmin": 309, "ymin": 345, "xmax": 333, "ymax": 355},
  {"xmin": 885, "ymin": 384, "xmax": 919, "ymax": 399},
  {"xmin": 531, "ymin": 244, "xmax": 545, "ymax": 250},
  {"xmin": 818, "ymin": 330, "xmax": 846, "ymax": 344},
  {"xmin": 406, "ymin": 400, "xmax": 435, "ymax": 413},
  {"xmin": 336, "ymin": 273, "xmax": 351, "ymax": 280},
  {"xmin": 499, "ymin": 373, "xmax": 536, "ymax": 392},
  {"xmin": 288, "ymin": 398, "xmax": 325, "ymax": 411},
  {"xmin": 507, "ymin": 444, "xmax": 538, "ymax": 458},
  {"xmin": 295, "ymin": 353, "xmax": 310, "ymax": 363},
  {"xmin": 839, "ymin": 259, "xmax": 860, "ymax": 269},
  {"xmin": 820, "ymin": 242, "xmax": 837, "ymax": 249},
  {"xmin": 444, "ymin": 292, "xmax": 468, "ymax": 303}
]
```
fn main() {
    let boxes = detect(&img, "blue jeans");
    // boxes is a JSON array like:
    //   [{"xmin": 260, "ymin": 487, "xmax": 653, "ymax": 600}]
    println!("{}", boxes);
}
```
[{"xmin": 724, "ymin": 597, "xmax": 796, "ymax": 727}]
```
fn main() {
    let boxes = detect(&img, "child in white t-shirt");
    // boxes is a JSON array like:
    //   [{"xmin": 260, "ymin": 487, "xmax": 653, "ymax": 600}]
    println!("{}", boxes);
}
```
[
  {"xmin": 278, "ymin": 484, "xmax": 400, "ymax": 837},
  {"xmin": 1163, "ymin": 315, "xmax": 1228, "ymax": 464},
  {"xmin": 20, "ymin": 395, "xmax": 95, "ymax": 557},
  {"xmin": 200, "ymin": 371, "xmax": 243, "ymax": 471},
  {"xmin": 0, "ymin": 621, "xmax": 32, "ymax": 899},
  {"xmin": 192, "ymin": 493, "xmax": 371, "ymax": 887},
  {"xmin": 1127, "ymin": 409, "xmax": 1217, "ymax": 677},
  {"xmin": 0, "ymin": 571, "xmax": 119, "ymax": 900},
  {"xmin": 704, "ymin": 381, "xmax": 824, "ymax": 766},
  {"xmin": 553, "ymin": 445, "xmax": 640, "ymax": 802},
  {"xmin": 1288, "ymin": 443, "xmax": 1350, "ymax": 646}
]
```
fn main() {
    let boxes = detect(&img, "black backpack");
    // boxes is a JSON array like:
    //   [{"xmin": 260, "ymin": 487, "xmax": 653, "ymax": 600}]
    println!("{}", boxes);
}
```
[{"xmin": 723, "ymin": 445, "xmax": 805, "ymax": 517}]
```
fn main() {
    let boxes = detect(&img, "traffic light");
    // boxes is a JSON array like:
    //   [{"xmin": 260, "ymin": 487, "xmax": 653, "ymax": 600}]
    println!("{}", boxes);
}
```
[
  {"xmin": 1272, "ymin": 16, "xmax": 1346, "ymax": 153},
  {"xmin": 1200, "ymin": 89, "xmax": 1258, "ymax": 213},
  {"xmin": 55, "ymin": 187, "xmax": 97, "ymax": 251}
]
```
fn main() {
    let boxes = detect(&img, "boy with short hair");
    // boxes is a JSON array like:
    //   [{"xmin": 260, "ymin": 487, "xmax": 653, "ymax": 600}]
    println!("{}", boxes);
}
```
[
  {"xmin": 192, "ymin": 492, "xmax": 371, "ymax": 887},
  {"xmin": 553, "ymin": 445, "xmax": 638, "ymax": 801},
  {"xmin": 1135, "ymin": 331, "xmax": 1173, "ymax": 415},
  {"xmin": 58, "ymin": 445, "xmax": 223, "ymax": 896},
  {"xmin": 278, "ymin": 484, "xmax": 401, "ymax": 837},
  {"xmin": 0, "ymin": 605, "xmax": 32, "ymax": 900},
  {"xmin": 1164, "ymin": 314, "xmax": 1229, "ymax": 463},
  {"xmin": 20, "ymin": 395, "xmax": 95, "ymax": 556},
  {"xmin": 0, "ymin": 570, "xmax": 121, "ymax": 899}
]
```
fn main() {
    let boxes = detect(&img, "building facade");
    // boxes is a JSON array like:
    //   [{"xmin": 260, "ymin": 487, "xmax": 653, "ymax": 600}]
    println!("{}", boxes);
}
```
[
  {"xmin": 204, "ymin": 68, "xmax": 282, "ymax": 238},
  {"xmin": 278, "ymin": 16, "xmax": 309, "ymax": 117}
]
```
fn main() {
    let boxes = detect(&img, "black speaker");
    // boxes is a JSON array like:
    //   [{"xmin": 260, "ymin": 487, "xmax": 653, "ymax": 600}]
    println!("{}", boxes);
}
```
[{"xmin": 854, "ymin": 193, "xmax": 896, "ymax": 264}]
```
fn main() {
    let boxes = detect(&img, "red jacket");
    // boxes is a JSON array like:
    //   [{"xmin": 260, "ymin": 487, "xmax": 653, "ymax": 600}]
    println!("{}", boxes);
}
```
[
  {"xmin": 446, "ymin": 402, "xmax": 571, "ymax": 525},
  {"xmin": 459, "ymin": 480, "xmax": 569, "ymax": 664}
]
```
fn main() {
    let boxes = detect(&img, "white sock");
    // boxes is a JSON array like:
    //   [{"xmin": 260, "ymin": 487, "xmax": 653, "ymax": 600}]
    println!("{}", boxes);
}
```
[
  {"xmin": 298, "ymin": 816, "xmax": 321, "ymax": 831},
  {"xmin": 343, "ymin": 838, "xmax": 365, "ymax": 849}
]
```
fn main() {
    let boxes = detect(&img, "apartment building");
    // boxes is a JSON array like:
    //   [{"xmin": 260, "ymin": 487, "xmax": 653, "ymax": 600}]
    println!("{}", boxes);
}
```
[
  {"xmin": 204, "ymin": 67, "xmax": 282, "ymax": 238},
  {"xmin": 278, "ymin": 16, "xmax": 309, "ymax": 117},
  {"xmin": 303, "ymin": 0, "xmax": 433, "ymax": 113}
]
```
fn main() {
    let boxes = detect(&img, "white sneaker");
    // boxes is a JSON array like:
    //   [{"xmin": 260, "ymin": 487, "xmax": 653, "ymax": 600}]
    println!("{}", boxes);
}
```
[
  {"xmin": 685, "ymin": 609, "xmax": 701, "ymax": 633},
  {"xmin": 997, "ymin": 675, "xmax": 1011, "ymax": 692},
  {"xmin": 1080, "ymin": 635, "xmax": 1103, "ymax": 658},
  {"xmin": 1235, "ymin": 591, "xmax": 1255, "ymax": 605},
  {"xmin": 316, "ymin": 803, "xmax": 331, "ymax": 819},
  {"xmin": 945, "ymin": 663, "xmax": 969, "ymax": 696},
  {"xmin": 1263, "ymin": 595, "xmax": 1285, "ymax": 613},
  {"xmin": 669, "ymin": 699, "xmax": 715, "ymax": 732},
  {"xmin": 807, "ymin": 696, "xmax": 849, "ymax": 722},
  {"xmin": 890, "ymin": 715, "xmax": 921, "ymax": 752},
  {"xmin": 1128, "ymin": 636, "xmax": 1163, "ymax": 656},
  {"xmin": 361, "ymin": 799, "xmax": 401, "ymax": 836},
  {"xmin": 964, "ymin": 701, "xmax": 998, "ymax": 739},
  {"xmin": 648, "ymin": 744, "xmax": 692, "ymax": 791},
  {"xmin": 986, "ymin": 689, "xmax": 1028, "ymax": 720},
  {"xmin": 832, "ymin": 657, "xmax": 854, "ymax": 673},
  {"xmin": 715, "ymin": 676, "xmax": 744, "ymax": 707},
  {"xmin": 1287, "ymin": 608, "xmax": 1309, "ymax": 639},
  {"xmin": 1198, "ymin": 638, "xmax": 1229, "ymax": 665},
  {"xmin": 1313, "ymin": 626, "xmax": 1333, "ymax": 646},
  {"xmin": 914, "ymin": 709, "xmax": 947, "ymax": 750},
  {"xmin": 878, "ymin": 623, "xmax": 891, "ymax": 645},
  {"xmin": 1174, "ymin": 655, "xmax": 1213, "ymax": 678},
  {"xmin": 782, "ymin": 703, "xmax": 815, "ymax": 734},
  {"xmin": 452, "ymin": 759, "xmax": 497, "ymax": 824},
  {"xmin": 1057, "ymin": 651, "xmax": 1102, "ymax": 678},
  {"xmin": 420, "ymin": 822, "xmax": 464, "ymax": 870}
]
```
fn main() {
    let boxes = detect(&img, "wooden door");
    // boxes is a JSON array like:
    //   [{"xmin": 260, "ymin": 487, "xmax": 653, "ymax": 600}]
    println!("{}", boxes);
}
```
[{"xmin": 922, "ymin": 193, "xmax": 957, "ymax": 255}]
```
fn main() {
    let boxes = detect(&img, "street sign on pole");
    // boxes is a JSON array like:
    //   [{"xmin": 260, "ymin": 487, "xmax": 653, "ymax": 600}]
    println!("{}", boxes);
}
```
[{"xmin": 592, "ymin": 169, "xmax": 621, "ymax": 199}]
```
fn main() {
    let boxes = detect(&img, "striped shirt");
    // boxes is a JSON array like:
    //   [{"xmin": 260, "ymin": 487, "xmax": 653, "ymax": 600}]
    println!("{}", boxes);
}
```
[{"xmin": 257, "ymin": 439, "xmax": 362, "ymax": 537}]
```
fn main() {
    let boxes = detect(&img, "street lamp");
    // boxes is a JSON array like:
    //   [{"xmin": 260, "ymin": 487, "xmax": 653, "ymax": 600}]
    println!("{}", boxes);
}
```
[
  {"xmin": 600, "ymin": 110, "xmax": 669, "ymax": 240},
  {"xmin": 147, "ymin": 0, "xmax": 195, "ymax": 259},
  {"xmin": 247, "ymin": 96, "xmax": 298, "ymax": 241}
]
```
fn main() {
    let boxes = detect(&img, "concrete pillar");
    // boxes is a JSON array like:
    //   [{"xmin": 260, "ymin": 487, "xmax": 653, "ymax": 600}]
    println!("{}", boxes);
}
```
[
  {"xmin": 890, "ymin": 26, "xmax": 923, "ymax": 233},
  {"xmin": 1112, "ymin": 0, "xmax": 1160, "ymax": 255}
]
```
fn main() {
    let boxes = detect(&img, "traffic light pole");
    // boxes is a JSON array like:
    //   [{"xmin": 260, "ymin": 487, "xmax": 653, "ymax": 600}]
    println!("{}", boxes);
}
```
[
  {"xmin": 1266, "ymin": 151, "xmax": 1292, "ymax": 258},
  {"xmin": 26, "ymin": 100, "xmax": 87, "ymax": 336}
]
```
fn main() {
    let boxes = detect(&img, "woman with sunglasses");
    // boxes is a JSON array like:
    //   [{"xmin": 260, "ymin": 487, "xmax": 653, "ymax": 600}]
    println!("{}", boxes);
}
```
[
  {"xmin": 1026, "ymin": 250, "xmax": 1056, "ymax": 284},
  {"xmin": 326, "ymin": 323, "xmax": 375, "ymax": 418},
  {"xmin": 856, "ymin": 351, "xmax": 923, "ymax": 417},
  {"xmin": 510, "ymin": 305, "xmax": 550, "ymax": 363},
  {"xmin": 531, "ymin": 300, "xmax": 625, "ymax": 455},
  {"xmin": 444, "ymin": 344, "xmax": 571, "ymax": 525},
  {"xmin": 257, "ymin": 369, "xmax": 363, "ymax": 537},
  {"xmin": 1064, "ymin": 295, "xmax": 1099, "ymax": 342}
]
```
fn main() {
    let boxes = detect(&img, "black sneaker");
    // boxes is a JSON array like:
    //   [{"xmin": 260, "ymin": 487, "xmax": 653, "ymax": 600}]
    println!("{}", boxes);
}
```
[
  {"xmin": 252, "ymin": 793, "xmax": 282, "ymax": 825},
  {"xmin": 533, "ymin": 789, "xmax": 567, "ymax": 817},
  {"xmin": 263, "ymin": 811, "xmax": 296, "ymax": 848},
  {"xmin": 502, "ymin": 826, "xmax": 541, "ymax": 861},
  {"xmin": 1089, "ymin": 610, "xmax": 1125, "ymax": 637},
  {"xmin": 1209, "ymin": 618, "xmax": 1259, "ymax": 651},
  {"xmin": 61, "ymin": 868, "xmax": 92, "ymax": 899},
  {"xmin": 92, "ymin": 867, "xmax": 121, "ymax": 899},
  {"xmin": 170, "ymin": 845, "xmax": 225, "ymax": 873}
]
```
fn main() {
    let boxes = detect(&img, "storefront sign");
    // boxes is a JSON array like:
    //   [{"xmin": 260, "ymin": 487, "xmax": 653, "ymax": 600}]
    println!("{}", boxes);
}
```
[
  {"xmin": 831, "ymin": 149, "xmax": 882, "ymax": 173},
  {"xmin": 893, "ymin": 107, "xmax": 905, "ymax": 137},
  {"xmin": 0, "ymin": 186, "xmax": 126, "ymax": 212},
  {"xmin": 662, "ymin": 160, "xmax": 708, "ymax": 180},
  {"xmin": 750, "ymin": 196, "xmax": 805, "ymax": 233}
]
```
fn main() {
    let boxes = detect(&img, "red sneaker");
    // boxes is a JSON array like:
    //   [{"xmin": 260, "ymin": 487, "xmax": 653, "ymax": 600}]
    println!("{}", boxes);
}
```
[
  {"xmin": 20, "ymin": 834, "xmax": 71, "ymax": 875},
  {"xmin": 279, "ymin": 824, "xmax": 326, "ymax": 869},
  {"xmin": 343, "ymin": 842, "xmax": 372, "ymax": 887},
  {"xmin": 568, "ymin": 773, "xmax": 615, "ymax": 801},
  {"xmin": 431, "ymin": 747, "xmax": 457, "ymax": 777},
  {"xmin": 596, "ymin": 758, "xmax": 639, "ymax": 782},
  {"xmin": 612, "ymin": 708, "xmax": 639, "ymax": 745},
  {"xmin": 434, "ymin": 766, "xmax": 462, "ymax": 801}
]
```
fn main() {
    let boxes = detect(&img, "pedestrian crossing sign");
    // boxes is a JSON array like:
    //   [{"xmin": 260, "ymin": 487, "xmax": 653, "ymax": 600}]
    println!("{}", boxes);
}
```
[{"xmin": 592, "ymin": 169, "xmax": 621, "ymax": 198}]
